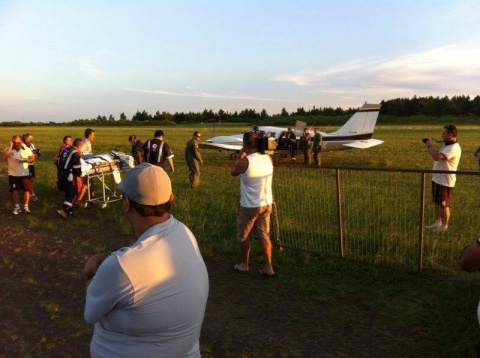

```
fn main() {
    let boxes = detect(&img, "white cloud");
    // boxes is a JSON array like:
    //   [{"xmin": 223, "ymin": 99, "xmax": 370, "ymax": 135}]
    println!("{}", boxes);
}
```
[
  {"xmin": 124, "ymin": 87, "xmax": 286, "ymax": 102},
  {"xmin": 78, "ymin": 49, "xmax": 109, "ymax": 78},
  {"xmin": 275, "ymin": 44, "xmax": 480, "ymax": 99}
]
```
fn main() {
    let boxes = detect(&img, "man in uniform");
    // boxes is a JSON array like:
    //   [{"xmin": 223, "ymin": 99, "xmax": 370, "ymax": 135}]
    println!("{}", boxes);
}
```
[
  {"xmin": 185, "ymin": 131, "xmax": 203, "ymax": 188},
  {"xmin": 143, "ymin": 130, "xmax": 175, "ymax": 173},
  {"xmin": 56, "ymin": 138, "xmax": 84, "ymax": 219},
  {"xmin": 300, "ymin": 127, "xmax": 312, "ymax": 164},
  {"xmin": 312, "ymin": 128, "xmax": 322, "ymax": 166}
]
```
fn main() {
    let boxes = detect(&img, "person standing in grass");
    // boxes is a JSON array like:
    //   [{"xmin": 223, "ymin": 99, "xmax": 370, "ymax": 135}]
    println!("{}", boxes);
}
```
[
  {"xmin": 312, "ymin": 127, "xmax": 322, "ymax": 166},
  {"xmin": 231, "ymin": 131, "xmax": 275, "ymax": 277},
  {"xmin": 77, "ymin": 128, "xmax": 96, "ymax": 205},
  {"xmin": 424, "ymin": 124, "xmax": 461, "ymax": 232},
  {"xmin": 185, "ymin": 131, "xmax": 203, "ymax": 188},
  {"xmin": 300, "ymin": 127, "xmax": 312, "ymax": 164},
  {"xmin": 21, "ymin": 133, "xmax": 40, "ymax": 201},
  {"xmin": 128, "ymin": 134, "xmax": 144, "ymax": 166},
  {"xmin": 2, "ymin": 135, "xmax": 35, "ymax": 214},
  {"xmin": 53, "ymin": 135, "xmax": 72, "ymax": 167},
  {"xmin": 82, "ymin": 163, "xmax": 209, "ymax": 357},
  {"xmin": 143, "ymin": 129, "xmax": 175, "ymax": 173},
  {"xmin": 56, "ymin": 138, "xmax": 84, "ymax": 219}
]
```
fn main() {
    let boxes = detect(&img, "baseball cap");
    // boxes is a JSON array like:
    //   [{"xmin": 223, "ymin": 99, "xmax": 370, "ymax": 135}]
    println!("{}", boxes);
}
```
[{"xmin": 119, "ymin": 163, "xmax": 172, "ymax": 205}]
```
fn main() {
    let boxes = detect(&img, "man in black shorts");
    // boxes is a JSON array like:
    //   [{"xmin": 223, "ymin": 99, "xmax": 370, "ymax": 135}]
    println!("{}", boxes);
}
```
[{"xmin": 2, "ymin": 135, "xmax": 35, "ymax": 214}]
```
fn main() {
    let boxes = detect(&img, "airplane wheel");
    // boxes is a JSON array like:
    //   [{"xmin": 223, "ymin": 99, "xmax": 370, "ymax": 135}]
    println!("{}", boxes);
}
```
[{"xmin": 230, "ymin": 153, "xmax": 237, "ymax": 160}]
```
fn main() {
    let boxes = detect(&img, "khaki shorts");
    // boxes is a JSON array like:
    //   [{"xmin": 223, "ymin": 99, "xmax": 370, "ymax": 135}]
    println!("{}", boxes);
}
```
[{"xmin": 236, "ymin": 205, "xmax": 272, "ymax": 243}]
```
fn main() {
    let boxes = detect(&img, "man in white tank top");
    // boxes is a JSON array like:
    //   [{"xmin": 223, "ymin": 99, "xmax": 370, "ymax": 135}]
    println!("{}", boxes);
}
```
[{"xmin": 231, "ymin": 131, "xmax": 275, "ymax": 277}]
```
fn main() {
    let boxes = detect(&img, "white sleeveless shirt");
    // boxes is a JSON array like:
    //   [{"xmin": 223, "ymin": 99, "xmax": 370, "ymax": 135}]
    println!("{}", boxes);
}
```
[{"xmin": 240, "ymin": 152, "xmax": 273, "ymax": 207}]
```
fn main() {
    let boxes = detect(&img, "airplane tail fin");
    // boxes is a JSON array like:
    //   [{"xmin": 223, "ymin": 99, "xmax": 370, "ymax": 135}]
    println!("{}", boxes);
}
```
[{"xmin": 334, "ymin": 103, "xmax": 381, "ymax": 138}]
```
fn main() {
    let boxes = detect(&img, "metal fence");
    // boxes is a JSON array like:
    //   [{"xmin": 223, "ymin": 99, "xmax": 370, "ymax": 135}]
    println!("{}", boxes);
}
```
[{"xmin": 272, "ymin": 165, "xmax": 480, "ymax": 273}]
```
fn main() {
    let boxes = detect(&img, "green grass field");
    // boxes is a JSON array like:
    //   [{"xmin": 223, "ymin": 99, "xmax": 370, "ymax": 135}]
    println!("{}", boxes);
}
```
[{"xmin": 1, "ymin": 122, "xmax": 480, "ymax": 356}]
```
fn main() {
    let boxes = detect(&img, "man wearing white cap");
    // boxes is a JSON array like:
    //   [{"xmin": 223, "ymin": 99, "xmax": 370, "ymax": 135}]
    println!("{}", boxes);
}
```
[{"xmin": 82, "ymin": 163, "xmax": 209, "ymax": 358}]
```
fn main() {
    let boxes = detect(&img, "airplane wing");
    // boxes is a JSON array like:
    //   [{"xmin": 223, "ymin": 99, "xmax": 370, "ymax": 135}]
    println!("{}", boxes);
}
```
[
  {"xmin": 198, "ymin": 141, "xmax": 242, "ymax": 151},
  {"xmin": 342, "ymin": 139, "xmax": 384, "ymax": 149}
]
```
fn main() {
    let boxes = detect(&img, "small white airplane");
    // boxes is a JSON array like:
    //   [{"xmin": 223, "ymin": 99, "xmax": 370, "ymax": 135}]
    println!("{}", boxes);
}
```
[{"xmin": 199, "ymin": 103, "xmax": 383, "ymax": 159}]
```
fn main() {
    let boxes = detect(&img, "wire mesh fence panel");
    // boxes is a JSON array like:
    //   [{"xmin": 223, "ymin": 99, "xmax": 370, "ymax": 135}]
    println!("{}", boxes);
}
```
[{"xmin": 273, "ymin": 164, "xmax": 480, "ymax": 273}]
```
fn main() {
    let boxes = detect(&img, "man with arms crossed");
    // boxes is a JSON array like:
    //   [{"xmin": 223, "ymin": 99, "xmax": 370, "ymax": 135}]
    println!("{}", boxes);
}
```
[
  {"xmin": 2, "ymin": 135, "xmax": 35, "ymax": 214},
  {"xmin": 82, "ymin": 163, "xmax": 209, "ymax": 357},
  {"xmin": 231, "ymin": 131, "xmax": 275, "ymax": 277},
  {"xmin": 424, "ymin": 124, "xmax": 461, "ymax": 232}
]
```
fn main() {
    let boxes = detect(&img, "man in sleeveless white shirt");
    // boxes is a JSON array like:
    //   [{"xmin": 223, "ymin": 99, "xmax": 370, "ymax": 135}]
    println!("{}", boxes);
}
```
[
  {"xmin": 82, "ymin": 163, "xmax": 209, "ymax": 357},
  {"xmin": 231, "ymin": 131, "xmax": 275, "ymax": 277}
]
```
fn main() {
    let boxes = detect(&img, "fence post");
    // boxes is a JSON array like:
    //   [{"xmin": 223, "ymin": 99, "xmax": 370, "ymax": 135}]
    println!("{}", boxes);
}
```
[
  {"xmin": 418, "ymin": 172, "xmax": 426, "ymax": 272},
  {"xmin": 336, "ymin": 169, "xmax": 345, "ymax": 258}
]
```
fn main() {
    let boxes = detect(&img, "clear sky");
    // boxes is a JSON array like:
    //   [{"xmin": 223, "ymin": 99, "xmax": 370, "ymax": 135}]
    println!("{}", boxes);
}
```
[{"xmin": 1, "ymin": 0, "xmax": 479, "ymax": 122}]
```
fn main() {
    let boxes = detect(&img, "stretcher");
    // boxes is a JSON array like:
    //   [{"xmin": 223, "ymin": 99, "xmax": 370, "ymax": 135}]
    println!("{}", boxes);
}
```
[{"xmin": 81, "ymin": 152, "xmax": 134, "ymax": 208}]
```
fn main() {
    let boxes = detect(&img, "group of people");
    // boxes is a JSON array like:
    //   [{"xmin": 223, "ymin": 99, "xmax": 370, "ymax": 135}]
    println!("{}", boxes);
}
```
[
  {"xmin": 1, "ymin": 129, "xmax": 96, "ymax": 218},
  {"xmin": 128, "ymin": 130, "xmax": 204, "ymax": 189},
  {"xmin": 54, "ymin": 128, "xmax": 96, "ymax": 219},
  {"xmin": 277, "ymin": 127, "xmax": 323, "ymax": 165},
  {"xmin": 81, "ymin": 129, "xmax": 274, "ymax": 356}
]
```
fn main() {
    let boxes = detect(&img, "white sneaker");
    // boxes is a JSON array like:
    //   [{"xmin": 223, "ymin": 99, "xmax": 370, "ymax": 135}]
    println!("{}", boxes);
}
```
[
  {"xmin": 23, "ymin": 206, "xmax": 30, "ymax": 214},
  {"xmin": 432, "ymin": 225, "xmax": 448, "ymax": 232},
  {"xmin": 30, "ymin": 194, "xmax": 38, "ymax": 202},
  {"xmin": 426, "ymin": 222, "xmax": 441, "ymax": 230},
  {"xmin": 12, "ymin": 206, "xmax": 22, "ymax": 215}
]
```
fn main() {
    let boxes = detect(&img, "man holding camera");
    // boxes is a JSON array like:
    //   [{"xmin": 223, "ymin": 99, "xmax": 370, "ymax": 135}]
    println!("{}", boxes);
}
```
[
  {"xmin": 231, "ymin": 131, "xmax": 275, "ymax": 277},
  {"xmin": 423, "ymin": 124, "xmax": 461, "ymax": 232},
  {"xmin": 22, "ymin": 133, "xmax": 40, "ymax": 201}
]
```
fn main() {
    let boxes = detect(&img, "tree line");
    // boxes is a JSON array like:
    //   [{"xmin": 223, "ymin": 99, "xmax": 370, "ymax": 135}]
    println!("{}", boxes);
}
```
[
  {"xmin": 73, "ymin": 95, "xmax": 480, "ymax": 124},
  {"xmin": 3, "ymin": 95, "xmax": 480, "ymax": 126}
]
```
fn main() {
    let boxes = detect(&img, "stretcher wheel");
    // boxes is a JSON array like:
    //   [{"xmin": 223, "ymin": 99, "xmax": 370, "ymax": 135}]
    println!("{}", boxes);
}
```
[{"xmin": 100, "ymin": 203, "xmax": 107, "ymax": 209}]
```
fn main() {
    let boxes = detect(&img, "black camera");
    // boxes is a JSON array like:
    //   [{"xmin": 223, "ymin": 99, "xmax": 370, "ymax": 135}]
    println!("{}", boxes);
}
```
[
  {"xmin": 34, "ymin": 148, "xmax": 41, "ymax": 156},
  {"xmin": 421, "ymin": 137, "xmax": 429, "ymax": 143},
  {"xmin": 257, "ymin": 132, "xmax": 275, "ymax": 155}
]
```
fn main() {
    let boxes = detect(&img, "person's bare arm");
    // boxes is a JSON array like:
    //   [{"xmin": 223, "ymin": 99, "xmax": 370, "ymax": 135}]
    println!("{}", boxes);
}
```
[
  {"xmin": 459, "ymin": 241, "xmax": 480, "ymax": 272},
  {"xmin": 424, "ymin": 139, "xmax": 447, "ymax": 161},
  {"xmin": 231, "ymin": 156, "xmax": 248, "ymax": 177},
  {"xmin": 82, "ymin": 253, "xmax": 110, "ymax": 288},
  {"xmin": 167, "ymin": 158, "xmax": 175, "ymax": 173}
]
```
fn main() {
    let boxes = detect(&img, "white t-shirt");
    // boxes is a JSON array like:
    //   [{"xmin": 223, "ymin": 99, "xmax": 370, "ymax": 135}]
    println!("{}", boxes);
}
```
[
  {"xmin": 240, "ymin": 152, "xmax": 273, "ymax": 208},
  {"xmin": 4, "ymin": 146, "xmax": 33, "ymax": 176},
  {"xmin": 432, "ymin": 142, "xmax": 461, "ymax": 187},
  {"xmin": 82, "ymin": 139, "xmax": 93, "ymax": 159},
  {"xmin": 84, "ymin": 216, "xmax": 209, "ymax": 358}
]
